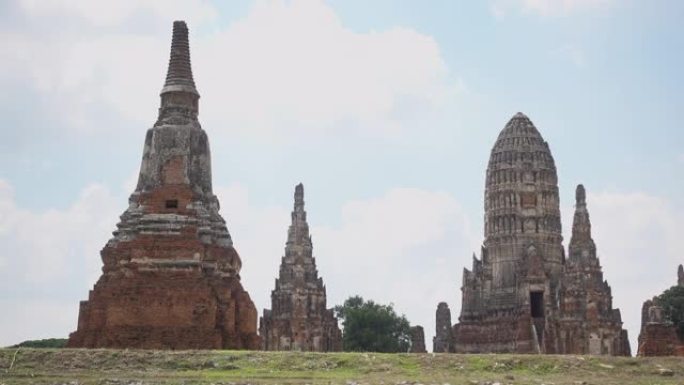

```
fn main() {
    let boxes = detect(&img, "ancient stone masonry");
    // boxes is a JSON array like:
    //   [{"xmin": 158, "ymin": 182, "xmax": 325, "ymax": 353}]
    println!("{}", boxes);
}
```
[
  {"xmin": 409, "ymin": 326, "xmax": 427, "ymax": 353},
  {"xmin": 259, "ymin": 184, "xmax": 342, "ymax": 351},
  {"xmin": 557, "ymin": 185, "xmax": 630, "ymax": 355},
  {"xmin": 637, "ymin": 265, "xmax": 684, "ymax": 356},
  {"xmin": 449, "ymin": 113, "xmax": 629, "ymax": 355},
  {"xmin": 433, "ymin": 302, "xmax": 453, "ymax": 353},
  {"xmin": 67, "ymin": 21, "xmax": 260, "ymax": 350}
]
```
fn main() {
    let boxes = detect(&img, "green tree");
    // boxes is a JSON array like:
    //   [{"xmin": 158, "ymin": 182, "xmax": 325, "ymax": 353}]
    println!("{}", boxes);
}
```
[
  {"xmin": 11, "ymin": 338, "xmax": 68, "ymax": 348},
  {"xmin": 334, "ymin": 295, "xmax": 411, "ymax": 352},
  {"xmin": 655, "ymin": 285, "xmax": 684, "ymax": 340}
]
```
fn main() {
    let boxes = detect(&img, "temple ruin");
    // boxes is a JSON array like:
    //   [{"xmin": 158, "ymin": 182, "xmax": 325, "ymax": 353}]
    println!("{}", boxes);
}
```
[
  {"xmin": 259, "ymin": 184, "xmax": 342, "ymax": 351},
  {"xmin": 67, "ymin": 21, "xmax": 260, "ymax": 349},
  {"xmin": 448, "ymin": 113, "xmax": 630, "ymax": 355},
  {"xmin": 409, "ymin": 326, "xmax": 427, "ymax": 353},
  {"xmin": 433, "ymin": 302, "xmax": 453, "ymax": 353},
  {"xmin": 637, "ymin": 265, "xmax": 684, "ymax": 356}
]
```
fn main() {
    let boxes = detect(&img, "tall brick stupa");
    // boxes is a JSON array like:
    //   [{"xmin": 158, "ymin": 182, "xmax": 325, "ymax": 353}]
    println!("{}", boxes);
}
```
[{"xmin": 67, "ymin": 21, "xmax": 260, "ymax": 349}]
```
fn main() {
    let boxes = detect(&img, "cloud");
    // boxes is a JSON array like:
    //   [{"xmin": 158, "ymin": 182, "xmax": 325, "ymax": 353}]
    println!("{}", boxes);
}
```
[
  {"xmin": 562, "ymin": 190, "xmax": 683, "ymax": 352},
  {"xmin": 0, "ymin": 179, "xmax": 121, "ymax": 346},
  {"xmin": 18, "ymin": 0, "xmax": 217, "ymax": 27},
  {"xmin": 492, "ymin": 0, "xmax": 613, "ymax": 17},
  {"xmin": 214, "ymin": 184, "xmax": 290, "ymax": 315},
  {"xmin": 314, "ymin": 188, "xmax": 479, "ymax": 350},
  {"xmin": 1, "ymin": 0, "xmax": 455, "ymax": 141}
]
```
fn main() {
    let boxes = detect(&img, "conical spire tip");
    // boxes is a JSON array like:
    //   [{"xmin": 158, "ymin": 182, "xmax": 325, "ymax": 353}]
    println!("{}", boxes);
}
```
[{"xmin": 162, "ymin": 20, "xmax": 197, "ymax": 94}]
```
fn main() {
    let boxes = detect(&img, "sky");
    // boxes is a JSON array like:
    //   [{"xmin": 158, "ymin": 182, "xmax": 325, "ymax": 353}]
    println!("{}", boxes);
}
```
[{"xmin": 0, "ymin": 0, "xmax": 682, "ymax": 353}]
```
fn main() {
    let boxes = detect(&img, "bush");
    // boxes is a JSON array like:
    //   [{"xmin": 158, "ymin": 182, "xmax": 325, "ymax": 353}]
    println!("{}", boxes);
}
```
[
  {"xmin": 655, "ymin": 285, "xmax": 684, "ymax": 340},
  {"xmin": 11, "ymin": 338, "xmax": 68, "ymax": 348},
  {"xmin": 334, "ymin": 295, "xmax": 411, "ymax": 353}
]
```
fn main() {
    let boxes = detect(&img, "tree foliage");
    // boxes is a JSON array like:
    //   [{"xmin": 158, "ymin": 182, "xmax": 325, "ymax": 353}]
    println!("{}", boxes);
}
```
[
  {"xmin": 334, "ymin": 295, "xmax": 411, "ymax": 352},
  {"xmin": 655, "ymin": 285, "xmax": 684, "ymax": 340},
  {"xmin": 11, "ymin": 338, "xmax": 68, "ymax": 348}
]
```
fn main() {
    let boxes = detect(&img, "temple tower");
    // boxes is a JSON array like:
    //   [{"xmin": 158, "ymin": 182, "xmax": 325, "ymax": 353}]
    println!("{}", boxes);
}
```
[
  {"xmin": 455, "ymin": 112, "xmax": 564, "ymax": 353},
  {"xmin": 259, "ymin": 184, "xmax": 342, "ymax": 351},
  {"xmin": 67, "ymin": 21, "xmax": 260, "ymax": 349},
  {"xmin": 558, "ymin": 185, "xmax": 630, "ymax": 355},
  {"xmin": 452, "ymin": 114, "xmax": 628, "ymax": 355}
]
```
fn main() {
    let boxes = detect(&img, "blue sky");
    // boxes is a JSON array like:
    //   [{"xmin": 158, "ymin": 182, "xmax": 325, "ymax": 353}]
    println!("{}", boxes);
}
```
[{"xmin": 0, "ymin": 0, "xmax": 682, "ymax": 351}]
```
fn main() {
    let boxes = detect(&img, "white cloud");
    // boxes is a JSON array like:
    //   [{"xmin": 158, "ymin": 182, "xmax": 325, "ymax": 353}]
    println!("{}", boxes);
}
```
[
  {"xmin": 1, "ymin": 0, "xmax": 455, "ymax": 139},
  {"xmin": 18, "ymin": 0, "xmax": 217, "ymax": 27},
  {"xmin": 314, "ymin": 188, "xmax": 479, "ymax": 350},
  {"xmin": 214, "ymin": 184, "xmax": 290, "ymax": 316},
  {"xmin": 562, "ymin": 190, "xmax": 683, "ymax": 353},
  {"xmin": 0, "ymin": 179, "xmax": 121, "ymax": 346},
  {"xmin": 492, "ymin": 0, "xmax": 613, "ymax": 17}
]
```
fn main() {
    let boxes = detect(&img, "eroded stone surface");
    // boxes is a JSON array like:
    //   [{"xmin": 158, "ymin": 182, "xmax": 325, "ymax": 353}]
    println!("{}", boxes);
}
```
[
  {"xmin": 410, "ymin": 326, "xmax": 427, "ymax": 353},
  {"xmin": 433, "ymin": 302, "xmax": 452, "ymax": 353},
  {"xmin": 259, "ymin": 184, "xmax": 342, "ymax": 351},
  {"xmin": 448, "ymin": 113, "xmax": 629, "ymax": 355},
  {"xmin": 67, "ymin": 21, "xmax": 259, "ymax": 350}
]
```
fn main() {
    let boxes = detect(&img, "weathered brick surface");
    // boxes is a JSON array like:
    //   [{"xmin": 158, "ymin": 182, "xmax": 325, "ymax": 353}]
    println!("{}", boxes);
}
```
[{"xmin": 67, "ymin": 21, "xmax": 258, "ymax": 350}]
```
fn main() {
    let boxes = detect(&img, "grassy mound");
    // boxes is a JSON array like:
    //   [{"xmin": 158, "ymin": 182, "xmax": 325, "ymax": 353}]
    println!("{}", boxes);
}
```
[{"xmin": 0, "ymin": 348, "xmax": 682, "ymax": 384}]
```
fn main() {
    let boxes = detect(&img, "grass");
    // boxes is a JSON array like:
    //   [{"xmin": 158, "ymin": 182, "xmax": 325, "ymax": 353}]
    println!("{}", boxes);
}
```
[{"xmin": 0, "ymin": 348, "xmax": 682, "ymax": 384}]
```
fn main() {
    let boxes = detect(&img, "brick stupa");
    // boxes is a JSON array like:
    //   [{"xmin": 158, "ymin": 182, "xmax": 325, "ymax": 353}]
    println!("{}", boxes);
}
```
[{"xmin": 67, "ymin": 21, "xmax": 260, "ymax": 349}]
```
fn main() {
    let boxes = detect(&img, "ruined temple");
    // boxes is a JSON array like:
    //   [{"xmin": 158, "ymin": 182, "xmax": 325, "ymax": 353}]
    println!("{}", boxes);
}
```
[
  {"xmin": 409, "ymin": 326, "xmax": 427, "ymax": 353},
  {"xmin": 450, "ymin": 113, "xmax": 629, "ymax": 355},
  {"xmin": 637, "ymin": 265, "xmax": 684, "ymax": 356},
  {"xmin": 433, "ymin": 302, "xmax": 453, "ymax": 353},
  {"xmin": 557, "ymin": 184, "xmax": 630, "ymax": 355},
  {"xmin": 259, "ymin": 184, "xmax": 342, "ymax": 351},
  {"xmin": 67, "ymin": 21, "xmax": 260, "ymax": 349}
]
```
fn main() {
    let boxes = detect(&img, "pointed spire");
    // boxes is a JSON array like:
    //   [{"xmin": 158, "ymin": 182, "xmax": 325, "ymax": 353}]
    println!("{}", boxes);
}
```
[
  {"xmin": 569, "ymin": 184, "xmax": 596, "ymax": 261},
  {"xmin": 576, "ymin": 184, "xmax": 586, "ymax": 206},
  {"xmin": 678, "ymin": 264, "xmax": 684, "ymax": 287},
  {"xmin": 294, "ymin": 183, "xmax": 304, "ymax": 211},
  {"xmin": 162, "ymin": 21, "xmax": 197, "ymax": 94},
  {"xmin": 156, "ymin": 20, "xmax": 200, "ymax": 127},
  {"xmin": 286, "ymin": 183, "xmax": 310, "ymax": 248}
]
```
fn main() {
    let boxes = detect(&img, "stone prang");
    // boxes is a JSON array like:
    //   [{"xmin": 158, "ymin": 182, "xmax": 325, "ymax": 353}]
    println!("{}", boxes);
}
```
[
  {"xmin": 558, "ymin": 184, "xmax": 630, "ymax": 355},
  {"xmin": 452, "ymin": 113, "xmax": 629, "ymax": 355},
  {"xmin": 679, "ymin": 264, "xmax": 684, "ymax": 287},
  {"xmin": 67, "ymin": 21, "xmax": 260, "ymax": 350},
  {"xmin": 259, "ymin": 184, "xmax": 342, "ymax": 351},
  {"xmin": 409, "ymin": 326, "xmax": 427, "ymax": 353},
  {"xmin": 433, "ymin": 302, "xmax": 452, "ymax": 352}
]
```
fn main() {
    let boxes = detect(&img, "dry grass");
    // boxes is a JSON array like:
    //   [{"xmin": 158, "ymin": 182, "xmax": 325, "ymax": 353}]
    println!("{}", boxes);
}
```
[{"xmin": 0, "ymin": 348, "xmax": 682, "ymax": 385}]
